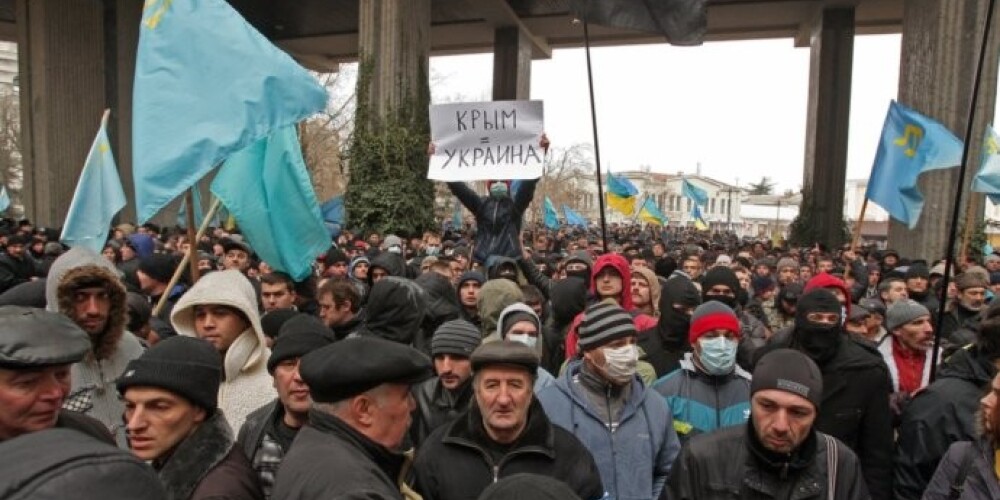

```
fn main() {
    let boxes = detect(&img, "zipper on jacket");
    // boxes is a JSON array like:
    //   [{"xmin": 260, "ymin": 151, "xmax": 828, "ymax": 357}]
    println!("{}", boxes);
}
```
[
  {"xmin": 605, "ymin": 385, "xmax": 619, "ymax": 498},
  {"xmin": 713, "ymin": 377, "xmax": 721, "ymax": 429}
]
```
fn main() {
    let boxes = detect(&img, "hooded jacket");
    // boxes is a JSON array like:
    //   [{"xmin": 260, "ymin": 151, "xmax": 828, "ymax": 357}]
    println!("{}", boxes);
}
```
[
  {"xmin": 447, "ymin": 179, "xmax": 538, "ymax": 264},
  {"xmin": 631, "ymin": 266, "xmax": 661, "ymax": 317},
  {"xmin": 415, "ymin": 272, "xmax": 462, "ymax": 354},
  {"xmin": 543, "ymin": 277, "xmax": 587, "ymax": 373},
  {"xmin": 639, "ymin": 276, "xmax": 702, "ymax": 378},
  {"xmin": 652, "ymin": 353, "xmax": 751, "ymax": 445},
  {"xmin": 476, "ymin": 278, "xmax": 524, "ymax": 338},
  {"xmin": 368, "ymin": 252, "xmax": 409, "ymax": 287},
  {"xmin": 47, "ymin": 247, "xmax": 143, "ymax": 447},
  {"xmin": 537, "ymin": 360, "xmax": 680, "ymax": 500},
  {"xmin": 894, "ymin": 345, "xmax": 998, "ymax": 499},
  {"xmin": 357, "ymin": 276, "xmax": 428, "ymax": 348},
  {"xmin": 491, "ymin": 302, "xmax": 555, "ymax": 392},
  {"xmin": 172, "ymin": 269, "xmax": 275, "ymax": 432},
  {"xmin": 924, "ymin": 437, "xmax": 1000, "ymax": 500}
]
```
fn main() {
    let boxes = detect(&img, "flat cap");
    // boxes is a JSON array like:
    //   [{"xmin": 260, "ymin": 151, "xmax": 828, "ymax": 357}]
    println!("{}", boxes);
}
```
[
  {"xmin": 300, "ymin": 336, "xmax": 432, "ymax": 403},
  {"xmin": 470, "ymin": 340, "xmax": 539, "ymax": 373},
  {"xmin": 0, "ymin": 306, "xmax": 91, "ymax": 368}
]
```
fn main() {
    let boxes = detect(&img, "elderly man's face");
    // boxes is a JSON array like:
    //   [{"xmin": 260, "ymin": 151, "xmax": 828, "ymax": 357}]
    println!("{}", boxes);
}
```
[
  {"xmin": 365, "ymin": 383, "xmax": 415, "ymax": 450},
  {"xmin": 751, "ymin": 389, "xmax": 816, "ymax": 454},
  {"xmin": 960, "ymin": 287, "xmax": 987, "ymax": 311},
  {"xmin": 894, "ymin": 315, "xmax": 934, "ymax": 352},
  {"xmin": 475, "ymin": 365, "xmax": 533, "ymax": 444},
  {"xmin": 0, "ymin": 365, "xmax": 72, "ymax": 440}
]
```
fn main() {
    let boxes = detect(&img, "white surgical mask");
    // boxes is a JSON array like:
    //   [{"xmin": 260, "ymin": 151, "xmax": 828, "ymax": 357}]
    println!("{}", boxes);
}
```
[
  {"xmin": 508, "ymin": 333, "xmax": 538, "ymax": 350},
  {"xmin": 602, "ymin": 344, "xmax": 638, "ymax": 384},
  {"xmin": 697, "ymin": 336, "xmax": 738, "ymax": 375}
]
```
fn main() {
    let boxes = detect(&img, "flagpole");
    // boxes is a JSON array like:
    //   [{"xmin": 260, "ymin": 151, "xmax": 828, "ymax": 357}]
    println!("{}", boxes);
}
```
[
  {"xmin": 959, "ymin": 195, "xmax": 978, "ymax": 265},
  {"xmin": 844, "ymin": 197, "xmax": 869, "ymax": 282},
  {"xmin": 930, "ymin": 0, "xmax": 996, "ymax": 382},
  {"xmin": 631, "ymin": 194, "xmax": 650, "ymax": 225},
  {"xmin": 582, "ymin": 19, "xmax": 609, "ymax": 252},
  {"xmin": 185, "ymin": 189, "xmax": 201, "ymax": 284},
  {"xmin": 153, "ymin": 198, "xmax": 222, "ymax": 317}
]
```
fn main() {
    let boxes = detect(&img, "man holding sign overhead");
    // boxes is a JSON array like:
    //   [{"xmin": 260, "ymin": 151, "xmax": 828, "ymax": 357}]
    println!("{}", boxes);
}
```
[{"xmin": 428, "ymin": 101, "xmax": 548, "ymax": 265}]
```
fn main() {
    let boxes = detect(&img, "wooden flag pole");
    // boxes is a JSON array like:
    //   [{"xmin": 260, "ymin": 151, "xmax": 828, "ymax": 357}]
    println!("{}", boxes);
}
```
[
  {"xmin": 959, "ymin": 195, "xmax": 978, "ymax": 266},
  {"xmin": 844, "ymin": 197, "xmax": 869, "ymax": 282},
  {"xmin": 153, "ymin": 198, "xmax": 222, "ymax": 317},
  {"xmin": 185, "ymin": 189, "xmax": 201, "ymax": 285}
]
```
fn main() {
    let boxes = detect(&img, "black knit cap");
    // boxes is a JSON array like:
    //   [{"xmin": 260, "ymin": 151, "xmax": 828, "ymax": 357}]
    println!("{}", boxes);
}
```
[
  {"xmin": 751, "ymin": 348, "xmax": 824, "ymax": 409},
  {"xmin": 431, "ymin": 319, "xmax": 481, "ymax": 357},
  {"xmin": 470, "ymin": 340, "xmax": 539, "ymax": 373},
  {"xmin": 701, "ymin": 266, "xmax": 740, "ymax": 295},
  {"xmin": 577, "ymin": 302, "xmax": 636, "ymax": 350},
  {"xmin": 300, "ymin": 336, "xmax": 433, "ymax": 403},
  {"xmin": 138, "ymin": 253, "xmax": 178, "ymax": 284},
  {"xmin": 117, "ymin": 336, "xmax": 222, "ymax": 412},
  {"xmin": 260, "ymin": 308, "xmax": 299, "ymax": 340},
  {"xmin": 267, "ymin": 328, "xmax": 334, "ymax": 374},
  {"xmin": 478, "ymin": 473, "xmax": 582, "ymax": 500},
  {"xmin": 324, "ymin": 247, "xmax": 348, "ymax": 266}
]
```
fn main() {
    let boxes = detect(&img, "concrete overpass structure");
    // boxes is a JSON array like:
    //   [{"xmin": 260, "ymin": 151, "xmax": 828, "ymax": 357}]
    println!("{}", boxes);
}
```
[{"xmin": 0, "ymin": 0, "xmax": 995, "ymax": 259}]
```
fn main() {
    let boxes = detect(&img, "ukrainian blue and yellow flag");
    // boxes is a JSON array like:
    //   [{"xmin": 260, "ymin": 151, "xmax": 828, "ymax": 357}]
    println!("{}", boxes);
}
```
[
  {"xmin": 691, "ymin": 205, "xmax": 708, "ymax": 230},
  {"xmin": 639, "ymin": 198, "xmax": 668, "ymax": 226},
  {"xmin": 606, "ymin": 172, "xmax": 638, "ymax": 216}
]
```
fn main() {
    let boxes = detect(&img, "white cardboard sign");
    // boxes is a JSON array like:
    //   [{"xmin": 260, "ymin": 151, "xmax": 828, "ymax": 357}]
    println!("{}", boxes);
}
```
[{"xmin": 428, "ymin": 100, "xmax": 544, "ymax": 181}]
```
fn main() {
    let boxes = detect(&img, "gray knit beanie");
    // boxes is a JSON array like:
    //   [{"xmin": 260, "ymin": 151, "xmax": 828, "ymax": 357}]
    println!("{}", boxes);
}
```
[
  {"xmin": 431, "ymin": 319, "xmax": 482, "ymax": 357},
  {"xmin": 578, "ymin": 301, "xmax": 636, "ymax": 350},
  {"xmin": 886, "ymin": 299, "xmax": 931, "ymax": 331},
  {"xmin": 752, "ymin": 348, "xmax": 823, "ymax": 409}
]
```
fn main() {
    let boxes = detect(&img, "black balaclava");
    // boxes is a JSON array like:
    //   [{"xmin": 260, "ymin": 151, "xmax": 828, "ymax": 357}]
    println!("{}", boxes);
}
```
[
  {"xmin": 565, "ymin": 261, "xmax": 591, "ymax": 289},
  {"xmin": 657, "ymin": 277, "xmax": 702, "ymax": 347},
  {"xmin": 792, "ymin": 288, "xmax": 843, "ymax": 366},
  {"xmin": 550, "ymin": 277, "xmax": 587, "ymax": 326},
  {"xmin": 701, "ymin": 266, "xmax": 741, "ymax": 310}
]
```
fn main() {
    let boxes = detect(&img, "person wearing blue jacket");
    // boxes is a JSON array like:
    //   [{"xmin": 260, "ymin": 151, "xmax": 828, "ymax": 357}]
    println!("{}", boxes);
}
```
[
  {"xmin": 536, "ymin": 302, "xmax": 680, "ymax": 500},
  {"xmin": 652, "ymin": 301, "xmax": 751, "ymax": 445}
]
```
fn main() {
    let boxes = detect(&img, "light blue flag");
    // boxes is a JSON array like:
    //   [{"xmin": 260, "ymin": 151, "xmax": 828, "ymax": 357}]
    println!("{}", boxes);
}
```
[
  {"xmin": 866, "ymin": 100, "xmax": 964, "ymax": 229},
  {"xmin": 0, "ymin": 186, "xmax": 10, "ymax": 213},
  {"xmin": 973, "ymin": 125, "xmax": 1000, "ymax": 204},
  {"xmin": 985, "ymin": 243, "xmax": 995, "ymax": 256},
  {"xmin": 133, "ymin": 0, "xmax": 328, "ymax": 223},
  {"xmin": 563, "ymin": 204, "xmax": 588, "ymax": 227},
  {"xmin": 682, "ymin": 178, "xmax": 708, "ymax": 207},
  {"xmin": 176, "ymin": 187, "xmax": 205, "ymax": 228},
  {"xmin": 61, "ymin": 111, "xmax": 127, "ymax": 254},
  {"xmin": 543, "ymin": 197, "xmax": 560, "ymax": 229},
  {"xmin": 452, "ymin": 198, "xmax": 463, "ymax": 230},
  {"xmin": 211, "ymin": 125, "xmax": 329, "ymax": 281},
  {"xmin": 320, "ymin": 195, "xmax": 344, "ymax": 237}
]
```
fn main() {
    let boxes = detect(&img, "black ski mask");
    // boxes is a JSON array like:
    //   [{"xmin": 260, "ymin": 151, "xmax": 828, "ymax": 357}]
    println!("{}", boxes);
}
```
[
  {"xmin": 793, "ymin": 288, "xmax": 844, "ymax": 365},
  {"xmin": 701, "ymin": 266, "xmax": 742, "ymax": 310},
  {"xmin": 657, "ymin": 277, "xmax": 702, "ymax": 347}
]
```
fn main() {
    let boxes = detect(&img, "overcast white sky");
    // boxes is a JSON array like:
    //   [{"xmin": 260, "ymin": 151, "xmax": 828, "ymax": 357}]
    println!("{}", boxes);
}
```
[{"xmin": 427, "ymin": 34, "xmax": 902, "ymax": 192}]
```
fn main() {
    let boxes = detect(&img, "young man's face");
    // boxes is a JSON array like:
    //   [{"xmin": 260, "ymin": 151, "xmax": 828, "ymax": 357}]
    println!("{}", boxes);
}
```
[
  {"xmin": 261, "ymin": 282, "xmax": 296, "ymax": 312},
  {"xmin": 222, "ymin": 249, "xmax": 249, "ymax": 272},
  {"xmin": 459, "ymin": 280, "xmax": 481, "ymax": 308},
  {"xmin": 318, "ymin": 292, "xmax": 352, "ymax": 328},
  {"xmin": 71, "ymin": 286, "xmax": 112, "ymax": 336},
  {"xmin": 434, "ymin": 354, "xmax": 473, "ymax": 391},
  {"xmin": 272, "ymin": 358, "xmax": 311, "ymax": 418},
  {"xmin": 751, "ymin": 389, "xmax": 816, "ymax": 454},
  {"xmin": 124, "ymin": 386, "xmax": 206, "ymax": 461},
  {"xmin": 193, "ymin": 305, "xmax": 249, "ymax": 352}
]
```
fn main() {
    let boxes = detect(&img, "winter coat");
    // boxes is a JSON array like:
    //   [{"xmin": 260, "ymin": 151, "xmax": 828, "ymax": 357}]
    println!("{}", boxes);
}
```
[
  {"xmin": 476, "ymin": 278, "xmax": 524, "ymax": 338},
  {"xmin": 894, "ymin": 346, "xmax": 998, "ymax": 500},
  {"xmin": 368, "ymin": 252, "xmax": 409, "ymax": 287},
  {"xmin": 173, "ymin": 269, "xmax": 275, "ymax": 432},
  {"xmin": 542, "ymin": 277, "xmax": 587, "ymax": 373},
  {"xmin": 638, "ymin": 276, "xmax": 701, "ymax": 378},
  {"xmin": 448, "ymin": 179, "xmax": 538, "ymax": 264},
  {"xmin": 877, "ymin": 335, "xmax": 934, "ymax": 393},
  {"xmin": 0, "ymin": 252, "xmax": 35, "ymax": 294},
  {"xmin": 667, "ymin": 424, "xmax": 870, "ymax": 500},
  {"xmin": 272, "ymin": 409, "xmax": 408, "ymax": 500},
  {"xmin": 941, "ymin": 304, "xmax": 982, "ymax": 347},
  {"xmin": 652, "ymin": 353, "xmax": 751, "ymax": 444},
  {"xmin": 536, "ymin": 361, "xmax": 680, "ymax": 500},
  {"xmin": 412, "ymin": 399, "xmax": 605, "ymax": 500},
  {"xmin": 237, "ymin": 400, "xmax": 286, "ymax": 498},
  {"xmin": 156, "ymin": 411, "xmax": 262, "ymax": 500},
  {"xmin": 356, "ymin": 276, "xmax": 428, "ymax": 347},
  {"xmin": 758, "ymin": 333, "xmax": 894, "ymax": 500},
  {"xmin": 415, "ymin": 272, "xmax": 462, "ymax": 354},
  {"xmin": 46, "ymin": 247, "xmax": 144, "ymax": 447},
  {"xmin": 410, "ymin": 376, "xmax": 474, "ymax": 448},
  {"xmin": 924, "ymin": 438, "xmax": 1000, "ymax": 500}
]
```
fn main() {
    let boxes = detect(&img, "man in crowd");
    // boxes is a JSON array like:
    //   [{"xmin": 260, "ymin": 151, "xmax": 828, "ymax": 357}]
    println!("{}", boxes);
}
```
[
  {"xmin": 537, "ymin": 302, "xmax": 680, "ymax": 499},
  {"xmin": 413, "ymin": 341, "xmax": 604, "ymax": 500},
  {"xmin": 239, "ymin": 322, "xmax": 332, "ymax": 498},
  {"xmin": 317, "ymin": 278, "xmax": 362, "ymax": 340},
  {"xmin": 136, "ymin": 253, "xmax": 182, "ymax": 324},
  {"xmin": 668, "ymin": 349, "xmax": 868, "ymax": 499},
  {"xmin": 904, "ymin": 263, "xmax": 939, "ymax": 313},
  {"xmin": 654, "ymin": 301, "xmax": 751, "ymax": 444},
  {"xmin": 941, "ymin": 272, "xmax": 990, "ymax": 346},
  {"xmin": 639, "ymin": 276, "xmax": 702, "ymax": 377},
  {"xmin": 272, "ymin": 336, "xmax": 433, "ymax": 499},
  {"xmin": 118, "ymin": 336, "xmax": 263, "ymax": 499},
  {"xmin": 878, "ymin": 300, "xmax": 935, "ymax": 403},
  {"xmin": 0, "ymin": 234, "xmax": 36, "ymax": 294},
  {"xmin": 47, "ymin": 246, "xmax": 144, "ymax": 446},
  {"xmin": 172, "ymin": 269, "xmax": 275, "ymax": 431},
  {"xmin": 0, "ymin": 306, "xmax": 111, "ymax": 443},
  {"xmin": 456, "ymin": 271, "xmax": 484, "ymax": 327},
  {"xmin": 410, "ymin": 319, "xmax": 480, "ymax": 446},
  {"xmin": 879, "ymin": 277, "xmax": 910, "ymax": 309},
  {"xmin": 260, "ymin": 272, "xmax": 298, "ymax": 313},
  {"xmin": 221, "ymin": 237, "xmax": 254, "ymax": 274}
]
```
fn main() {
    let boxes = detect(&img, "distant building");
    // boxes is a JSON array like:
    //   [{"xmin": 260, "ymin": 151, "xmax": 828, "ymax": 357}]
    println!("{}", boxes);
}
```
[{"xmin": 0, "ymin": 42, "xmax": 16, "ymax": 93}]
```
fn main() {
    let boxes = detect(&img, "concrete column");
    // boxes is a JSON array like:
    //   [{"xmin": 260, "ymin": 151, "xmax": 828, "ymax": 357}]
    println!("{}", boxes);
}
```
[
  {"xmin": 16, "ymin": 0, "xmax": 107, "ymax": 226},
  {"xmin": 802, "ymin": 7, "xmax": 854, "ymax": 247},
  {"xmin": 492, "ymin": 26, "xmax": 532, "ymax": 100},
  {"xmin": 357, "ymin": 0, "xmax": 431, "ymax": 121},
  {"xmin": 113, "ymin": 0, "xmax": 142, "ymax": 223},
  {"xmin": 887, "ymin": 0, "xmax": 1000, "ymax": 259}
]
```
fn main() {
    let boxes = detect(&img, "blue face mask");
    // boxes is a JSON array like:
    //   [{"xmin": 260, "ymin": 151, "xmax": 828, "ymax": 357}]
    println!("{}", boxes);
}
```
[
  {"xmin": 489, "ymin": 183, "xmax": 509, "ymax": 199},
  {"xmin": 698, "ymin": 336, "xmax": 738, "ymax": 376}
]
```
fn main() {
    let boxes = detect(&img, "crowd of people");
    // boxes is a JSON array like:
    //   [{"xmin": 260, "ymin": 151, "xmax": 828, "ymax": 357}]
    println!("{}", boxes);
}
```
[{"xmin": 2, "ymin": 183, "xmax": 1000, "ymax": 499}]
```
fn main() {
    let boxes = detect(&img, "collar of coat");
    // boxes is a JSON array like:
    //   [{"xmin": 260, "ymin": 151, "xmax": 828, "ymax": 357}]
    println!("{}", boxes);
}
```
[
  {"xmin": 307, "ymin": 408, "xmax": 407, "ymax": 482},
  {"xmin": 442, "ymin": 397, "xmax": 556, "ymax": 461},
  {"xmin": 156, "ymin": 411, "xmax": 235, "ymax": 500}
]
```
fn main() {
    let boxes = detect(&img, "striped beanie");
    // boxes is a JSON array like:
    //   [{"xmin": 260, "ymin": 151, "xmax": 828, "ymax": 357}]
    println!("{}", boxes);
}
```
[
  {"xmin": 578, "ymin": 301, "xmax": 636, "ymax": 350},
  {"xmin": 431, "ymin": 319, "xmax": 482, "ymax": 357},
  {"xmin": 689, "ymin": 301, "xmax": 741, "ymax": 344}
]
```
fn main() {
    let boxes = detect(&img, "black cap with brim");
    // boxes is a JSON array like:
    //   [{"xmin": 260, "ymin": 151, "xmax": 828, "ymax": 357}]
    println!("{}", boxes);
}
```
[
  {"xmin": 0, "ymin": 306, "xmax": 91, "ymax": 368},
  {"xmin": 300, "ymin": 336, "xmax": 433, "ymax": 403},
  {"xmin": 470, "ymin": 340, "xmax": 539, "ymax": 373}
]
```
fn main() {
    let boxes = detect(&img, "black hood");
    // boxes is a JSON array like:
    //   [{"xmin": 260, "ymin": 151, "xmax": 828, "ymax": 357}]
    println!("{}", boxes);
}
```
[
  {"xmin": 486, "ymin": 256, "xmax": 520, "ymax": 281},
  {"xmin": 656, "ymin": 277, "xmax": 701, "ymax": 346},
  {"xmin": 549, "ymin": 277, "xmax": 587, "ymax": 325},
  {"xmin": 368, "ymin": 252, "xmax": 407, "ymax": 285},
  {"xmin": 362, "ymin": 276, "xmax": 426, "ymax": 345},
  {"xmin": 937, "ymin": 345, "xmax": 998, "ymax": 386},
  {"xmin": 415, "ymin": 272, "xmax": 462, "ymax": 325}
]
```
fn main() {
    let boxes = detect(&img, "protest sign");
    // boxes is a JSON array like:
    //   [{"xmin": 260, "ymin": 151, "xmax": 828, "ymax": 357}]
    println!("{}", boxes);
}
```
[{"xmin": 428, "ymin": 100, "xmax": 544, "ymax": 181}]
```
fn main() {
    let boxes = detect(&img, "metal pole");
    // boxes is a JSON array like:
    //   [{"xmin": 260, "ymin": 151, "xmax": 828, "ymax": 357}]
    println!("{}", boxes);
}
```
[{"xmin": 583, "ymin": 20, "xmax": 609, "ymax": 252}]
